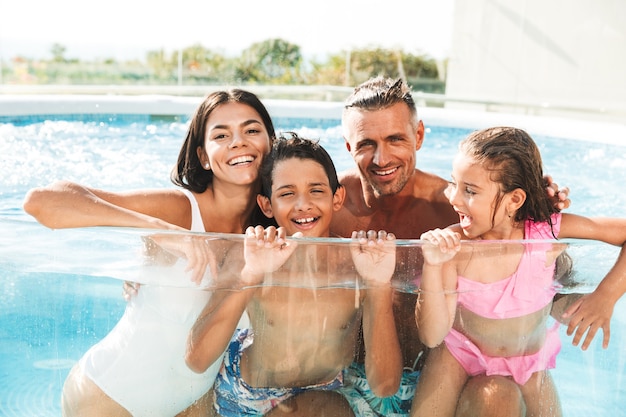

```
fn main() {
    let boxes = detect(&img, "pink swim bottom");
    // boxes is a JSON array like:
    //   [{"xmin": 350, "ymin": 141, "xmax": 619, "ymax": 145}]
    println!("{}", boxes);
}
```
[{"xmin": 444, "ymin": 323, "xmax": 561, "ymax": 385}]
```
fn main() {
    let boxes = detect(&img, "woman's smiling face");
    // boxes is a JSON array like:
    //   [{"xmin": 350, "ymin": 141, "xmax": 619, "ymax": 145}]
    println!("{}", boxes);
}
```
[{"xmin": 198, "ymin": 101, "xmax": 271, "ymax": 187}]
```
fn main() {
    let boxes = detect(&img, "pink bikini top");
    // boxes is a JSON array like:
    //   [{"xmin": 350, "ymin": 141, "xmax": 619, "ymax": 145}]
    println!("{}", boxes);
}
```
[{"xmin": 456, "ymin": 213, "xmax": 562, "ymax": 319}]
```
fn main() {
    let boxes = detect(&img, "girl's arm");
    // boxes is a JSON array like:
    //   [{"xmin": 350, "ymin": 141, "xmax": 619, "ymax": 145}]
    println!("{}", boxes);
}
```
[
  {"xmin": 416, "ymin": 262, "xmax": 459, "ymax": 347},
  {"xmin": 23, "ymin": 180, "xmax": 188, "ymax": 230},
  {"xmin": 416, "ymin": 228, "xmax": 461, "ymax": 347},
  {"xmin": 559, "ymin": 214, "xmax": 626, "ymax": 349}
]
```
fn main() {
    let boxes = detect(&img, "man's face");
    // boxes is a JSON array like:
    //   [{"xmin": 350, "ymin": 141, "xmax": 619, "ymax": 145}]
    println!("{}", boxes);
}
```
[{"xmin": 343, "ymin": 103, "xmax": 423, "ymax": 197}]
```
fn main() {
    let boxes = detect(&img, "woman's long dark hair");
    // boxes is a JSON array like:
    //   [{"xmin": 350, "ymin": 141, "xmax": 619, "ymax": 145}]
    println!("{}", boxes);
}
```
[
  {"xmin": 171, "ymin": 89, "xmax": 277, "ymax": 228},
  {"xmin": 171, "ymin": 89, "xmax": 276, "ymax": 193}
]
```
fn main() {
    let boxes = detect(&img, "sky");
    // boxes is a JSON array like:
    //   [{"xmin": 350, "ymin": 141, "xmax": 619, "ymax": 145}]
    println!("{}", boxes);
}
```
[{"xmin": 0, "ymin": 0, "xmax": 455, "ymax": 61}]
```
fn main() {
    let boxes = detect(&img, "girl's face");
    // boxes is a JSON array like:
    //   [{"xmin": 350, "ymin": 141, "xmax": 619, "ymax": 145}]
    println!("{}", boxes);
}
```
[
  {"xmin": 257, "ymin": 158, "xmax": 344, "ymax": 237},
  {"xmin": 447, "ymin": 152, "xmax": 514, "ymax": 240},
  {"xmin": 197, "ymin": 102, "xmax": 271, "ymax": 187}
]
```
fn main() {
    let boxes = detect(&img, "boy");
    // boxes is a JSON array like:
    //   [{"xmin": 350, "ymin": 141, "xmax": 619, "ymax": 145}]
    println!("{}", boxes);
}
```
[{"xmin": 186, "ymin": 132, "xmax": 402, "ymax": 416}]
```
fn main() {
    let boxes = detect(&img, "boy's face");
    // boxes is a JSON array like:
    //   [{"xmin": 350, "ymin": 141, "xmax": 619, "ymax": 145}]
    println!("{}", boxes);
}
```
[{"xmin": 257, "ymin": 157, "xmax": 345, "ymax": 237}]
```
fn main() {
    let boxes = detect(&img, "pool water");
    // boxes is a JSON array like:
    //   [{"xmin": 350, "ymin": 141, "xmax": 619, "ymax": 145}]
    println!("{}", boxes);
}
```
[{"xmin": 1, "ymin": 116, "xmax": 626, "ymax": 416}]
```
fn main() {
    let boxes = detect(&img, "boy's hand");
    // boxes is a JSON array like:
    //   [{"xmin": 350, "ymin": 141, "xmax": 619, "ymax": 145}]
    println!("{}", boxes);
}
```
[
  {"xmin": 350, "ymin": 230, "xmax": 396, "ymax": 285},
  {"xmin": 241, "ymin": 226, "xmax": 300, "ymax": 286}
]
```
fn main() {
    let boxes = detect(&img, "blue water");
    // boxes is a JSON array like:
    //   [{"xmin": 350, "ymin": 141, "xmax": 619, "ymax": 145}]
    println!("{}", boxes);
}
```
[{"xmin": 1, "ymin": 115, "xmax": 626, "ymax": 416}]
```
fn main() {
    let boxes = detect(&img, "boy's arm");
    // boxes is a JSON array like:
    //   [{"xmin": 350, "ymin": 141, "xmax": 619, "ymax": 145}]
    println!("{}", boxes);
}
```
[
  {"xmin": 186, "ymin": 226, "xmax": 299, "ymax": 373},
  {"xmin": 361, "ymin": 286, "xmax": 402, "ymax": 397},
  {"xmin": 186, "ymin": 287, "xmax": 255, "ymax": 373},
  {"xmin": 351, "ymin": 230, "xmax": 402, "ymax": 396}
]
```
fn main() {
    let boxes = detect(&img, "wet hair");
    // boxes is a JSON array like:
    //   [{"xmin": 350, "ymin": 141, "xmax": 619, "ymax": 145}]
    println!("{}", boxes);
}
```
[
  {"xmin": 459, "ymin": 126, "xmax": 557, "ymax": 232},
  {"xmin": 258, "ymin": 132, "xmax": 341, "ymax": 198},
  {"xmin": 342, "ymin": 76, "xmax": 418, "ymax": 125},
  {"xmin": 171, "ymin": 89, "xmax": 276, "ymax": 193}
]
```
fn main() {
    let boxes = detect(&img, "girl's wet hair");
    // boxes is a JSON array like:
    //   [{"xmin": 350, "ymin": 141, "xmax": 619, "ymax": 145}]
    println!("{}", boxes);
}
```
[
  {"xmin": 171, "ymin": 89, "xmax": 276, "ymax": 193},
  {"xmin": 459, "ymin": 126, "xmax": 557, "ymax": 229},
  {"xmin": 259, "ymin": 131, "xmax": 340, "ymax": 198}
]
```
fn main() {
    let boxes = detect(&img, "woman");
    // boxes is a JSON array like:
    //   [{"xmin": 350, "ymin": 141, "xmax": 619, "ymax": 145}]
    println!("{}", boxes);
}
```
[{"xmin": 23, "ymin": 89, "xmax": 276, "ymax": 417}]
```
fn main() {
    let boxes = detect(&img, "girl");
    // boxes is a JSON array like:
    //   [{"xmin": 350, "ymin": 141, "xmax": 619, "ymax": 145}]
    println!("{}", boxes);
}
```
[
  {"xmin": 23, "ymin": 89, "xmax": 276, "ymax": 417},
  {"xmin": 412, "ymin": 126, "xmax": 626, "ymax": 417}
]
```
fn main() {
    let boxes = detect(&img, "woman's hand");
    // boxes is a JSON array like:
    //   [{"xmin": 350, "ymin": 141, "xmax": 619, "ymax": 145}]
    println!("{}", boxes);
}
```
[{"xmin": 144, "ymin": 234, "xmax": 221, "ymax": 285}]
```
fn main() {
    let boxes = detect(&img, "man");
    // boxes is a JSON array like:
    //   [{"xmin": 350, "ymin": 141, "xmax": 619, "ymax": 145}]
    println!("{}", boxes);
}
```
[{"xmin": 329, "ymin": 76, "xmax": 569, "ymax": 417}]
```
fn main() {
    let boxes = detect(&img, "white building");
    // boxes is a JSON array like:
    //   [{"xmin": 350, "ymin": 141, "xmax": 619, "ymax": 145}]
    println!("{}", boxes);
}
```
[{"xmin": 445, "ymin": 0, "xmax": 626, "ymax": 123}]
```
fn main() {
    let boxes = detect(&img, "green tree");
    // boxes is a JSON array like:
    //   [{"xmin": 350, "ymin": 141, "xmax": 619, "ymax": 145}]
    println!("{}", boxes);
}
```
[
  {"xmin": 146, "ymin": 48, "xmax": 175, "ymax": 81},
  {"xmin": 235, "ymin": 38, "xmax": 303, "ymax": 84},
  {"xmin": 180, "ymin": 44, "xmax": 232, "ymax": 83},
  {"xmin": 309, "ymin": 53, "xmax": 349, "ymax": 86},
  {"xmin": 50, "ymin": 43, "xmax": 67, "ymax": 63},
  {"xmin": 309, "ymin": 47, "xmax": 444, "ymax": 92}
]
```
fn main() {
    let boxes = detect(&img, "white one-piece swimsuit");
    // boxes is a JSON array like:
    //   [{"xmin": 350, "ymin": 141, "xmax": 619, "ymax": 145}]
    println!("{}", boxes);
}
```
[{"xmin": 80, "ymin": 189, "xmax": 225, "ymax": 416}]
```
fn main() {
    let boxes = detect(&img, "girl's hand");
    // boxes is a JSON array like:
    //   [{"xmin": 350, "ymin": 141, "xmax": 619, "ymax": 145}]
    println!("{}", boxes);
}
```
[
  {"xmin": 420, "ymin": 228, "xmax": 461, "ymax": 265},
  {"xmin": 350, "ymin": 230, "xmax": 396, "ymax": 285},
  {"xmin": 561, "ymin": 289, "xmax": 614, "ymax": 350}
]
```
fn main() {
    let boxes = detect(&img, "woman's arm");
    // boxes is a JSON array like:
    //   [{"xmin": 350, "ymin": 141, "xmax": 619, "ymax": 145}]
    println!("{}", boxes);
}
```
[{"xmin": 23, "ymin": 180, "xmax": 189, "ymax": 230}]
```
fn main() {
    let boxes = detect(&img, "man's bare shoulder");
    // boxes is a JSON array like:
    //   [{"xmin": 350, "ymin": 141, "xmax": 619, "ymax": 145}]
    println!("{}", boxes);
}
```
[
  {"xmin": 410, "ymin": 169, "xmax": 450, "ymax": 202},
  {"xmin": 337, "ymin": 169, "xmax": 364, "ymax": 205},
  {"xmin": 338, "ymin": 169, "xmax": 362, "ymax": 187}
]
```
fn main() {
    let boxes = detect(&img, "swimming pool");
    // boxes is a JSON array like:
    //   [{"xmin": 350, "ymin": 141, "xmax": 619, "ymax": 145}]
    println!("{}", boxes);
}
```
[{"xmin": 1, "ymin": 97, "xmax": 626, "ymax": 416}]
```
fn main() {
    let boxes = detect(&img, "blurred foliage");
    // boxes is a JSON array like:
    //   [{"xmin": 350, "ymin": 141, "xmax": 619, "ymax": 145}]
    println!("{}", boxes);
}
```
[{"xmin": 1, "ymin": 38, "xmax": 446, "ymax": 93}]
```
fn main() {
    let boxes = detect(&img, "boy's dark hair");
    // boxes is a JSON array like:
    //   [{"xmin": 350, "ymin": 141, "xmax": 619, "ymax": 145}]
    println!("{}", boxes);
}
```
[{"xmin": 259, "ymin": 132, "xmax": 340, "ymax": 198}]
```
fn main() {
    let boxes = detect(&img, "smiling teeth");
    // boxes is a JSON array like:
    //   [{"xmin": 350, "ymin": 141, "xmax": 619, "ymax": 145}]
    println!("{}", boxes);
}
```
[
  {"xmin": 294, "ymin": 217, "xmax": 316, "ymax": 224},
  {"xmin": 229, "ymin": 156, "xmax": 254, "ymax": 165},
  {"xmin": 375, "ymin": 168, "xmax": 396, "ymax": 176}
]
